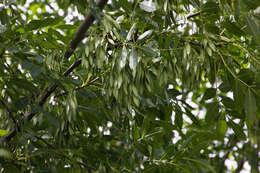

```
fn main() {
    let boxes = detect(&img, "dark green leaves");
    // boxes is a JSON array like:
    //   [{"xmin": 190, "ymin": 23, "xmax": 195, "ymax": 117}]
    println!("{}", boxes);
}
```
[
  {"xmin": 25, "ymin": 17, "xmax": 63, "ymax": 31},
  {"xmin": 221, "ymin": 96, "xmax": 235, "ymax": 110},
  {"xmin": 246, "ymin": 14, "xmax": 260, "ymax": 44},
  {"xmin": 205, "ymin": 102, "xmax": 219, "ymax": 123},
  {"xmin": 244, "ymin": 89, "xmax": 257, "ymax": 126},
  {"xmin": 0, "ymin": 0, "xmax": 259, "ymax": 172},
  {"xmin": 202, "ymin": 88, "xmax": 216, "ymax": 101},
  {"xmin": 136, "ymin": 46, "xmax": 157, "ymax": 57},
  {"xmin": 228, "ymin": 119, "xmax": 246, "ymax": 140}
]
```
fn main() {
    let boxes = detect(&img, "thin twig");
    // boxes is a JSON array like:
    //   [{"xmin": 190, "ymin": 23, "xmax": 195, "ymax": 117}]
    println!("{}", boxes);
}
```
[
  {"xmin": 54, "ymin": 77, "xmax": 99, "ymax": 98},
  {"xmin": 180, "ymin": 39, "xmax": 201, "ymax": 46},
  {"xmin": 35, "ymin": 136, "xmax": 97, "ymax": 170},
  {"xmin": 187, "ymin": 11, "xmax": 201, "ymax": 19}
]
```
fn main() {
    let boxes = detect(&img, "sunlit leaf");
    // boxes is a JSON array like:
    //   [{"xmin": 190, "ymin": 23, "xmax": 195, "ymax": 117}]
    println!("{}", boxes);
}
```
[
  {"xmin": 0, "ymin": 129, "xmax": 9, "ymax": 136},
  {"xmin": 126, "ymin": 23, "xmax": 136, "ymax": 41},
  {"xmin": 216, "ymin": 120, "xmax": 228, "ymax": 137},
  {"xmin": 120, "ymin": 46, "xmax": 128, "ymax": 69},
  {"xmin": 140, "ymin": 0, "xmax": 157, "ymax": 12},
  {"xmin": 137, "ymin": 30, "xmax": 153, "ymax": 42},
  {"xmin": 129, "ymin": 48, "xmax": 138, "ymax": 70}
]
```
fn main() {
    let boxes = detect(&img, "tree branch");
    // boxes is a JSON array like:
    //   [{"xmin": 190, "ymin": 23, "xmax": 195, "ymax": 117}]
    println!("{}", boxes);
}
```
[
  {"xmin": 234, "ymin": 158, "xmax": 245, "ymax": 173},
  {"xmin": 1, "ymin": 0, "xmax": 108, "ymax": 143},
  {"xmin": 180, "ymin": 39, "xmax": 201, "ymax": 46},
  {"xmin": 186, "ymin": 11, "xmax": 201, "ymax": 19},
  {"xmin": 35, "ymin": 136, "xmax": 97, "ymax": 170},
  {"xmin": 0, "ymin": 99, "xmax": 17, "ymax": 126},
  {"xmin": 64, "ymin": 0, "xmax": 108, "ymax": 59}
]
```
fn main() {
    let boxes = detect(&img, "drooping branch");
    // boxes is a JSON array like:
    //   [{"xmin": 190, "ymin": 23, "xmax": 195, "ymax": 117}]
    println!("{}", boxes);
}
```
[{"xmin": 2, "ymin": 0, "xmax": 108, "ymax": 143}]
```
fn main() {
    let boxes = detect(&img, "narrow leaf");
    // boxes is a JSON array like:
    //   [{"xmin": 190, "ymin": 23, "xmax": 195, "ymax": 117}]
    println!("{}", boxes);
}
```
[
  {"xmin": 137, "ymin": 30, "xmax": 153, "ymax": 42},
  {"xmin": 202, "ymin": 88, "xmax": 216, "ymax": 101},
  {"xmin": 244, "ymin": 89, "xmax": 257, "ymax": 123},
  {"xmin": 129, "ymin": 48, "xmax": 138, "ymax": 70},
  {"xmin": 216, "ymin": 120, "xmax": 228, "ymax": 137},
  {"xmin": 120, "ymin": 46, "xmax": 128, "ymax": 69},
  {"xmin": 126, "ymin": 23, "xmax": 136, "ymax": 41},
  {"xmin": 183, "ymin": 157, "xmax": 216, "ymax": 173},
  {"xmin": 228, "ymin": 119, "xmax": 246, "ymax": 140},
  {"xmin": 137, "ymin": 46, "xmax": 157, "ymax": 57}
]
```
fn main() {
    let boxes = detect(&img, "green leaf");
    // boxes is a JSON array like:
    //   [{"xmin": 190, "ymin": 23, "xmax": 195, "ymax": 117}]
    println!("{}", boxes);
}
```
[
  {"xmin": 10, "ymin": 78, "xmax": 38, "ymax": 92},
  {"xmin": 129, "ymin": 48, "xmax": 138, "ymax": 70},
  {"xmin": 120, "ymin": 46, "xmax": 128, "ymax": 69},
  {"xmin": 216, "ymin": 120, "xmax": 228, "ymax": 137},
  {"xmin": 238, "ymin": 69, "xmax": 254, "ymax": 85},
  {"xmin": 202, "ymin": 1, "xmax": 219, "ymax": 13},
  {"xmin": 205, "ymin": 102, "xmax": 219, "ymax": 123},
  {"xmin": 126, "ymin": 23, "xmax": 136, "ymax": 41},
  {"xmin": 208, "ymin": 40, "xmax": 216, "ymax": 52},
  {"xmin": 186, "ymin": 43, "xmax": 191, "ymax": 55},
  {"xmin": 4, "ymin": 0, "xmax": 16, "ymax": 6},
  {"xmin": 25, "ymin": 17, "xmax": 62, "ymax": 31},
  {"xmin": 0, "ymin": 129, "xmax": 9, "ymax": 136},
  {"xmin": 136, "ymin": 46, "xmax": 157, "ymax": 57},
  {"xmin": 246, "ymin": 14, "xmax": 260, "ymax": 43},
  {"xmin": 183, "ymin": 157, "xmax": 216, "ymax": 173},
  {"xmin": 104, "ymin": 14, "xmax": 120, "ymax": 29},
  {"xmin": 221, "ymin": 96, "xmax": 235, "ymax": 110},
  {"xmin": 202, "ymin": 88, "xmax": 216, "ymax": 101},
  {"xmin": 0, "ymin": 24, "xmax": 7, "ymax": 34},
  {"xmin": 140, "ymin": 0, "xmax": 157, "ymax": 12},
  {"xmin": 219, "ymin": 80, "xmax": 231, "ymax": 92},
  {"xmin": 206, "ymin": 47, "xmax": 212, "ymax": 56},
  {"xmin": 167, "ymin": 88, "xmax": 181, "ymax": 98},
  {"xmin": 136, "ymin": 140, "xmax": 150, "ymax": 156},
  {"xmin": 228, "ymin": 119, "xmax": 246, "ymax": 140},
  {"xmin": 0, "ymin": 149, "xmax": 12, "ymax": 158},
  {"xmin": 96, "ymin": 46, "xmax": 106, "ymax": 68},
  {"xmin": 137, "ymin": 30, "xmax": 153, "ymax": 42},
  {"xmin": 184, "ymin": 107, "xmax": 200, "ymax": 126},
  {"xmin": 175, "ymin": 107, "xmax": 183, "ymax": 129},
  {"xmin": 244, "ymin": 89, "xmax": 257, "ymax": 124}
]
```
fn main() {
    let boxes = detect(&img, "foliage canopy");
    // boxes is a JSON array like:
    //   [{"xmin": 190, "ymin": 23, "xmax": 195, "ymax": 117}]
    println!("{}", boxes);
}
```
[{"xmin": 0, "ymin": 0, "xmax": 260, "ymax": 172}]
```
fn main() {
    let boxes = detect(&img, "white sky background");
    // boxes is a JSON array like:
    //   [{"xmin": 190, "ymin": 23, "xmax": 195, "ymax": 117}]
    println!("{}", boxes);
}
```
[{"xmin": 1, "ymin": 0, "xmax": 253, "ymax": 172}]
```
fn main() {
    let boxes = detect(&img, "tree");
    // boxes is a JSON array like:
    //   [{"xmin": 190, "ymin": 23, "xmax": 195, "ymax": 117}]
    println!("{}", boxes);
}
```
[{"xmin": 0, "ymin": 0, "xmax": 259, "ymax": 172}]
